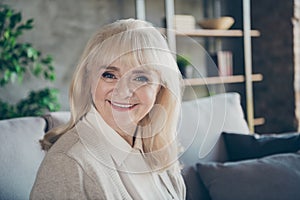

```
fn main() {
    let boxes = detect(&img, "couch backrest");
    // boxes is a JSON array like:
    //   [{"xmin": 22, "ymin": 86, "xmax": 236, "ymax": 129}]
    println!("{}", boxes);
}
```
[
  {"xmin": 0, "ymin": 117, "xmax": 46, "ymax": 200},
  {"xmin": 42, "ymin": 111, "xmax": 71, "ymax": 132}
]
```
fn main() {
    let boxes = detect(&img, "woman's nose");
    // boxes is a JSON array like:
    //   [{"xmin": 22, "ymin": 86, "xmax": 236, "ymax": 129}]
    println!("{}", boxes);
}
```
[{"xmin": 114, "ymin": 78, "xmax": 134, "ymax": 99}]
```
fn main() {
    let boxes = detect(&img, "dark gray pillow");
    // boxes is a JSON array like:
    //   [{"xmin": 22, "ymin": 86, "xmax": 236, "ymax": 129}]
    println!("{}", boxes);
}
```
[
  {"xmin": 182, "ymin": 166, "xmax": 211, "ymax": 200},
  {"xmin": 223, "ymin": 132, "xmax": 300, "ymax": 161},
  {"xmin": 197, "ymin": 152, "xmax": 300, "ymax": 200}
]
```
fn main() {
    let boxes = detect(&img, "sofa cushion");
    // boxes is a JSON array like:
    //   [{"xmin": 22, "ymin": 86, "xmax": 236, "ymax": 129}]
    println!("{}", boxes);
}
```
[
  {"xmin": 0, "ymin": 117, "xmax": 46, "ymax": 200},
  {"xmin": 182, "ymin": 166, "xmax": 211, "ymax": 200},
  {"xmin": 197, "ymin": 152, "xmax": 300, "ymax": 200},
  {"xmin": 178, "ymin": 92, "xmax": 249, "ymax": 166},
  {"xmin": 223, "ymin": 132, "xmax": 300, "ymax": 161}
]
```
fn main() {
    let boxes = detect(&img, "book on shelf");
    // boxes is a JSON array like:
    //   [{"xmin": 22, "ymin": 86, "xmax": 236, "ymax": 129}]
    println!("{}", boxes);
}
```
[
  {"xmin": 173, "ymin": 15, "xmax": 195, "ymax": 31},
  {"xmin": 208, "ymin": 50, "xmax": 233, "ymax": 77}
]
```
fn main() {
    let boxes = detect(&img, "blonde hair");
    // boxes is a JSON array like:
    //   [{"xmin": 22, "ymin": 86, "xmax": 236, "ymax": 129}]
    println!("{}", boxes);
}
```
[{"xmin": 41, "ymin": 18, "xmax": 183, "ymax": 169}]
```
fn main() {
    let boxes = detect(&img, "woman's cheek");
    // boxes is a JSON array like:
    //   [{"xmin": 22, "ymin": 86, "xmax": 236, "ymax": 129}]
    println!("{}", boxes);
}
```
[
  {"xmin": 138, "ymin": 86, "xmax": 159, "ymax": 105},
  {"xmin": 93, "ymin": 81, "xmax": 113, "ymax": 103}
]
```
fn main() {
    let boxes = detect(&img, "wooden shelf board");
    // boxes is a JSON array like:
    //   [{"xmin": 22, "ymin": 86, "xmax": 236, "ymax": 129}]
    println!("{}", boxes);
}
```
[
  {"xmin": 184, "ymin": 74, "xmax": 263, "ymax": 86},
  {"xmin": 175, "ymin": 29, "xmax": 260, "ymax": 37},
  {"xmin": 254, "ymin": 117, "xmax": 265, "ymax": 126}
]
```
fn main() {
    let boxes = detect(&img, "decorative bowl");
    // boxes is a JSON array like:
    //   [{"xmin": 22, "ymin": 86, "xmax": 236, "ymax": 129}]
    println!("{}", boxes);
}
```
[{"xmin": 198, "ymin": 16, "xmax": 235, "ymax": 30}]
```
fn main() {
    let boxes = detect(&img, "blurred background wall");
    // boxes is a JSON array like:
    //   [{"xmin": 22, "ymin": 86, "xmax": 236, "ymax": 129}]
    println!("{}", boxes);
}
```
[{"xmin": 0, "ymin": 0, "xmax": 298, "ymax": 133}]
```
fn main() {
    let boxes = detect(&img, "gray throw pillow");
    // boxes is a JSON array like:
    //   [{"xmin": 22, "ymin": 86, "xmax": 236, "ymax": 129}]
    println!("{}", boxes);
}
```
[{"xmin": 197, "ymin": 153, "xmax": 300, "ymax": 200}]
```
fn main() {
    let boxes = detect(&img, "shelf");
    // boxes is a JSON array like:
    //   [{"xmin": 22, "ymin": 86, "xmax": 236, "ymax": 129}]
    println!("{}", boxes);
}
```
[
  {"xmin": 175, "ymin": 29, "xmax": 260, "ymax": 37},
  {"xmin": 157, "ymin": 0, "xmax": 261, "ymax": 132},
  {"xmin": 183, "ymin": 74, "xmax": 263, "ymax": 86},
  {"xmin": 254, "ymin": 117, "xmax": 265, "ymax": 126}
]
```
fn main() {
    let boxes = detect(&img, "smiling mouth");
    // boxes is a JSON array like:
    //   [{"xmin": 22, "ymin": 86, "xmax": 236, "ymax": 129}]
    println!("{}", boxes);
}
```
[{"xmin": 108, "ymin": 100, "xmax": 137, "ymax": 110}]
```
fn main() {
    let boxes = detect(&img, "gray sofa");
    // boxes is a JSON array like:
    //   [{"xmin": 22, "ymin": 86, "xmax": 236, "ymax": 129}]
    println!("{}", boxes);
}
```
[{"xmin": 1, "ymin": 93, "xmax": 299, "ymax": 200}]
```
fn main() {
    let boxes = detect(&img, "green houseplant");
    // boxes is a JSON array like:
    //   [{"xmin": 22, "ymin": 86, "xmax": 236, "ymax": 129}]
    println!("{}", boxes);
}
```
[
  {"xmin": 0, "ymin": 4, "xmax": 60, "ymax": 120},
  {"xmin": 176, "ymin": 54, "xmax": 191, "ymax": 78}
]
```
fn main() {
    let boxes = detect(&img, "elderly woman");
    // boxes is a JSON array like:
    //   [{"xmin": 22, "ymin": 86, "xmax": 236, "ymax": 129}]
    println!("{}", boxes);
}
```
[{"xmin": 30, "ymin": 18, "xmax": 186, "ymax": 200}]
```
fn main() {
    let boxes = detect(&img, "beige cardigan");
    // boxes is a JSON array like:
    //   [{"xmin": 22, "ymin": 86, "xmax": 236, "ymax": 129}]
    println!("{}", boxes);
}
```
[{"xmin": 30, "ymin": 108, "xmax": 186, "ymax": 200}]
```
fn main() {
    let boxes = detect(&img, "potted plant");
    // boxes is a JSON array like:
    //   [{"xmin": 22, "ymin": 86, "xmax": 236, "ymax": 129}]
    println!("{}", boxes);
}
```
[
  {"xmin": 176, "ymin": 54, "xmax": 191, "ymax": 78},
  {"xmin": 0, "ymin": 4, "xmax": 60, "ymax": 120}
]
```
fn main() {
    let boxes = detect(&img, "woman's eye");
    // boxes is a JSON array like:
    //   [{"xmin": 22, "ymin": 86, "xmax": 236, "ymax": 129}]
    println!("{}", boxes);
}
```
[
  {"xmin": 102, "ymin": 72, "xmax": 116, "ymax": 80},
  {"xmin": 134, "ymin": 76, "xmax": 149, "ymax": 83}
]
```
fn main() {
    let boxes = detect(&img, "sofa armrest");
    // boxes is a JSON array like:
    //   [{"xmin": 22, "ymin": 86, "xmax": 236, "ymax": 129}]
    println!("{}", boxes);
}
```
[{"xmin": 0, "ymin": 117, "xmax": 46, "ymax": 199}]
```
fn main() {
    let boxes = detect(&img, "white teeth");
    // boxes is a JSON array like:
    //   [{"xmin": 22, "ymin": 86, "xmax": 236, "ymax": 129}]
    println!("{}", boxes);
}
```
[{"xmin": 111, "ymin": 102, "xmax": 133, "ymax": 108}]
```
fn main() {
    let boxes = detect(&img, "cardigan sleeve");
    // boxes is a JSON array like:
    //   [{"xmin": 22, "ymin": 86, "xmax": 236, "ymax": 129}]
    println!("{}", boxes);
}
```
[{"xmin": 30, "ymin": 152, "xmax": 105, "ymax": 200}]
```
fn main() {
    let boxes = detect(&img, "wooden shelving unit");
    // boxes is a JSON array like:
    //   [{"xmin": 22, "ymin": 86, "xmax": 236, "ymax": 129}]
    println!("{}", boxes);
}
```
[
  {"xmin": 253, "ymin": 117, "xmax": 265, "ymax": 126},
  {"xmin": 159, "ymin": 28, "xmax": 260, "ymax": 37},
  {"xmin": 136, "ymin": 0, "xmax": 261, "ymax": 132},
  {"xmin": 176, "ymin": 29, "xmax": 261, "ymax": 37},
  {"xmin": 183, "ymin": 74, "xmax": 263, "ymax": 86}
]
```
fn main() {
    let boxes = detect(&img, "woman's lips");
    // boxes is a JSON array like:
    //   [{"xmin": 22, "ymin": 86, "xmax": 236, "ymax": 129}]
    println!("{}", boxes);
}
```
[{"xmin": 107, "ymin": 100, "xmax": 137, "ymax": 111}]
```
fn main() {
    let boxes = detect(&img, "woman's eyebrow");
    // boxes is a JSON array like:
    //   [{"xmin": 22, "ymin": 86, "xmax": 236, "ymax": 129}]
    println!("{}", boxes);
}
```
[
  {"xmin": 131, "ymin": 69, "xmax": 153, "ymax": 75},
  {"xmin": 132, "ymin": 70, "xmax": 148, "ymax": 74},
  {"xmin": 100, "ymin": 66, "xmax": 120, "ymax": 71}
]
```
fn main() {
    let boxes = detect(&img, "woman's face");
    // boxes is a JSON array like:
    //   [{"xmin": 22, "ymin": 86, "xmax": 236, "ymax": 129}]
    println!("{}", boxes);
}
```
[{"xmin": 93, "ymin": 61, "xmax": 161, "ymax": 135}]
